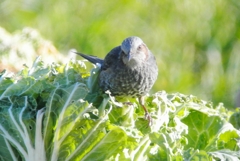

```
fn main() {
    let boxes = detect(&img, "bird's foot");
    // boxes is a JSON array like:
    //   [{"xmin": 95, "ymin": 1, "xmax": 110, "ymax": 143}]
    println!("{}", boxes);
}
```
[
  {"xmin": 145, "ymin": 112, "xmax": 152, "ymax": 126},
  {"xmin": 123, "ymin": 102, "xmax": 134, "ymax": 106}
]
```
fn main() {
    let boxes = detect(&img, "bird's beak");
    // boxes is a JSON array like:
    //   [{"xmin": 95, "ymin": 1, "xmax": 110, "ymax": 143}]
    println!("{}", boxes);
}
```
[
  {"xmin": 127, "ymin": 51, "xmax": 133, "ymax": 61},
  {"xmin": 127, "ymin": 54, "xmax": 131, "ymax": 61}
]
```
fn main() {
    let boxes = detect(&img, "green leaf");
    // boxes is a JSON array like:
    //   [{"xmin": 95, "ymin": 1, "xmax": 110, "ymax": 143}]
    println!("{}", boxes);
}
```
[
  {"xmin": 181, "ymin": 110, "xmax": 225, "ymax": 150},
  {"xmin": 229, "ymin": 109, "xmax": 240, "ymax": 130},
  {"xmin": 183, "ymin": 149, "xmax": 211, "ymax": 161},
  {"xmin": 0, "ymin": 96, "xmax": 45, "ymax": 161},
  {"xmin": 209, "ymin": 150, "xmax": 240, "ymax": 160},
  {"xmin": 217, "ymin": 129, "xmax": 240, "ymax": 150},
  {"xmin": 0, "ymin": 56, "xmax": 240, "ymax": 160}
]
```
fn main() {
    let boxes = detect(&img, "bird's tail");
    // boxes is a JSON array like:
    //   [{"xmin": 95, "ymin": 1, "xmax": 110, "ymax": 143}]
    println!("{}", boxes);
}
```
[{"xmin": 73, "ymin": 52, "xmax": 104, "ymax": 65}]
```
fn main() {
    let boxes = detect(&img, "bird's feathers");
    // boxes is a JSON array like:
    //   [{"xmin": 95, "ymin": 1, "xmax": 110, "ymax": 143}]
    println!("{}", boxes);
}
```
[
  {"xmin": 73, "ymin": 36, "xmax": 158, "ymax": 97},
  {"xmin": 74, "ymin": 36, "xmax": 158, "ymax": 126},
  {"xmin": 74, "ymin": 52, "xmax": 104, "ymax": 65}
]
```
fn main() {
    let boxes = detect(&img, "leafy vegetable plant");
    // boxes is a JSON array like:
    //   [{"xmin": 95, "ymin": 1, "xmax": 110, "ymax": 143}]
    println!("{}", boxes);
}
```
[{"xmin": 0, "ymin": 57, "xmax": 239, "ymax": 161}]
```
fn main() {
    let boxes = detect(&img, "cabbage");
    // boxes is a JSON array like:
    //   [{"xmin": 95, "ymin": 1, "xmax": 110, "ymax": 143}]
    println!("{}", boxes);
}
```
[{"xmin": 0, "ymin": 57, "xmax": 239, "ymax": 161}]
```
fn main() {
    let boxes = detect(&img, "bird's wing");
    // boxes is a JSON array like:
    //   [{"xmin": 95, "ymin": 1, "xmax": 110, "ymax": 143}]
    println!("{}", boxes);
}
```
[
  {"xmin": 101, "ymin": 46, "xmax": 122, "ymax": 70},
  {"xmin": 74, "ymin": 52, "xmax": 104, "ymax": 65}
]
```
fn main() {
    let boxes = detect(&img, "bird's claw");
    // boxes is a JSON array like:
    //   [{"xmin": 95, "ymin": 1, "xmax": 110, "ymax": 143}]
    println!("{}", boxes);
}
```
[
  {"xmin": 123, "ymin": 102, "xmax": 134, "ymax": 106},
  {"xmin": 145, "ymin": 112, "xmax": 152, "ymax": 126}
]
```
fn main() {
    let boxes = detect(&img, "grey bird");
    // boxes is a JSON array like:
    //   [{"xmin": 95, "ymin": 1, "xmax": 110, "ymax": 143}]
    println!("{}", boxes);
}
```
[{"xmin": 74, "ymin": 36, "xmax": 158, "ymax": 125}]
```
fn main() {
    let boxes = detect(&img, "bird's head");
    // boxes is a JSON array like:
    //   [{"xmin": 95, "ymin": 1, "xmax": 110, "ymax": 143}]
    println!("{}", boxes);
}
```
[{"xmin": 121, "ymin": 36, "xmax": 149, "ymax": 68}]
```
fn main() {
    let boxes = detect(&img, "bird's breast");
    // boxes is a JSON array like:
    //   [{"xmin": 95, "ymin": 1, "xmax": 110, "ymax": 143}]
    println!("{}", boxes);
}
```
[{"xmin": 99, "ymin": 63, "xmax": 158, "ymax": 97}]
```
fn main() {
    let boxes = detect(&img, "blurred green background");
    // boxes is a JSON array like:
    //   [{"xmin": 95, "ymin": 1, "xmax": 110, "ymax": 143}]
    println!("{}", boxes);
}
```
[{"xmin": 1, "ymin": 0, "xmax": 240, "ymax": 109}]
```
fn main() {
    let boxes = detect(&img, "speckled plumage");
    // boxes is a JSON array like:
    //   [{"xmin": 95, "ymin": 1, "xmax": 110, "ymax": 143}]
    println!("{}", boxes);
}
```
[
  {"xmin": 75, "ymin": 36, "xmax": 158, "ymax": 125},
  {"xmin": 99, "ymin": 46, "xmax": 158, "ymax": 97}
]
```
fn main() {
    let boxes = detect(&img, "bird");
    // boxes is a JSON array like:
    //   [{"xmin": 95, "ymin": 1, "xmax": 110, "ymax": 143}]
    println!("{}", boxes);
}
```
[{"xmin": 74, "ymin": 36, "xmax": 158, "ymax": 126}]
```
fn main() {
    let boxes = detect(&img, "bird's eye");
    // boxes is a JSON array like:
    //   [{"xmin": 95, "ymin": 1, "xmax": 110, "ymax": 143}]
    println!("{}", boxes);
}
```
[{"xmin": 137, "ymin": 45, "xmax": 142, "ymax": 50}]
